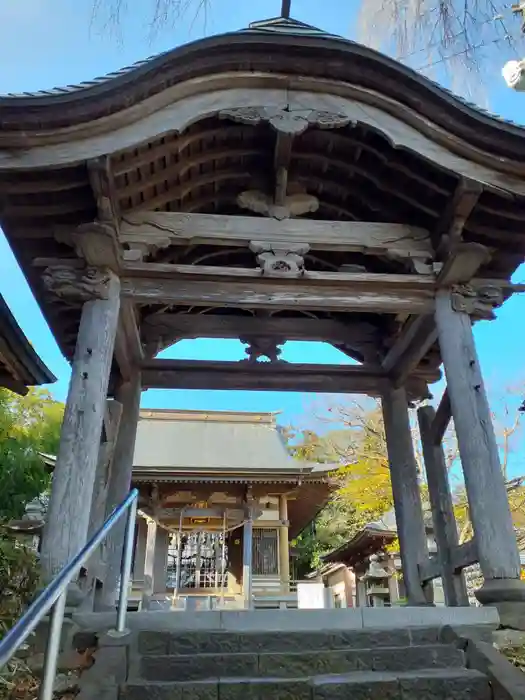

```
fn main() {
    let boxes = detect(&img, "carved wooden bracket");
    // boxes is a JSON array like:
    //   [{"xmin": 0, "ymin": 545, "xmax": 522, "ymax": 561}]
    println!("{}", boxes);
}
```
[
  {"xmin": 74, "ymin": 221, "xmax": 121, "ymax": 271},
  {"xmin": 42, "ymin": 265, "xmax": 118, "ymax": 301},
  {"xmin": 250, "ymin": 241, "xmax": 310, "ymax": 277},
  {"xmin": 450, "ymin": 284, "xmax": 503, "ymax": 318},
  {"xmin": 237, "ymin": 189, "xmax": 319, "ymax": 220},
  {"xmin": 240, "ymin": 336, "xmax": 285, "ymax": 364},
  {"xmin": 219, "ymin": 106, "xmax": 352, "ymax": 136}
]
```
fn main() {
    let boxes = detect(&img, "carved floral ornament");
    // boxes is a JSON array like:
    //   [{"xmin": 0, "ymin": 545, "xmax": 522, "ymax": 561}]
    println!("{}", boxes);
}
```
[
  {"xmin": 219, "ymin": 106, "xmax": 353, "ymax": 135},
  {"xmin": 250, "ymin": 241, "xmax": 310, "ymax": 278},
  {"xmin": 240, "ymin": 336, "xmax": 285, "ymax": 364}
]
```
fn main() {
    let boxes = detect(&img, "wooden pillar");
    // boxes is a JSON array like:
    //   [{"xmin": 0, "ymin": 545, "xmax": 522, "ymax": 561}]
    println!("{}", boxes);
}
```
[
  {"xmin": 40, "ymin": 273, "xmax": 120, "ymax": 581},
  {"xmin": 435, "ymin": 291, "xmax": 523, "ymax": 607},
  {"xmin": 133, "ymin": 517, "xmax": 147, "ymax": 581},
  {"xmin": 418, "ymin": 405, "xmax": 469, "ymax": 607},
  {"xmin": 279, "ymin": 495, "xmax": 290, "ymax": 592},
  {"xmin": 142, "ymin": 518, "xmax": 157, "ymax": 608},
  {"xmin": 153, "ymin": 529, "xmax": 170, "ymax": 594},
  {"xmin": 102, "ymin": 371, "xmax": 142, "ymax": 607},
  {"xmin": 382, "ymin": 385, "xmax": 430, "ymax": 606},
  {"xmin": 87, "ymin": 400, "xmax": 123, "ymax": 585},
  {"xmin": 242, "ymin": 514, "xmax": 253, "ymax": 609}
]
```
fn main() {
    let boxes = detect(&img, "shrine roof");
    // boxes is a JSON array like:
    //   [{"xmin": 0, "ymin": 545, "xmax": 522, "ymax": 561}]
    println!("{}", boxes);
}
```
[
  {"xmin": 322, "ymin": 524, "xmax": 398, "ymax": 567},
  {"xmin": 0, "ymin": 15, "xmax": 523, "ymax": 144},
  {"xmin": 1, "ymin": 15, "xmax": 524, "ymax": 381},
  {"xmin": 132, "ymin": 408, "xmax": 334, "ymax": 478},
  {"xmin": 0, "ymin": 295, "xmax": 55, "ymax": 394},
  {"xmin": 323, "ymin": 508, "xmax": 435, "ymax": 566}
]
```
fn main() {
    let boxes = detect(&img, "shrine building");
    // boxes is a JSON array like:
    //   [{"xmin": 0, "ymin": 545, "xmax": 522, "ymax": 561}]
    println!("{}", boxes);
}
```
[{"xmin": 129, "ymin": 408, "xmax": 334, "ymax": 609}]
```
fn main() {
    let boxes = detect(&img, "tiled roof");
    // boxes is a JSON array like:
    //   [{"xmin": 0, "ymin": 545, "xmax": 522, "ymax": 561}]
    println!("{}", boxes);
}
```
[
  {"xmin": 132, "ymin": 408, "xmax": 332, "ymax": 474},
  {"xmin": 1, "ymin": 16, "xmax": 522, "ymax": 131}
]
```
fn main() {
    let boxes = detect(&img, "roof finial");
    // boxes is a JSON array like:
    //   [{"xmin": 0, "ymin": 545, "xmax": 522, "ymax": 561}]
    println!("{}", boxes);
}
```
[{"xmin": 281, "ymin": 0, "xmax": 291, "ymax": 18}]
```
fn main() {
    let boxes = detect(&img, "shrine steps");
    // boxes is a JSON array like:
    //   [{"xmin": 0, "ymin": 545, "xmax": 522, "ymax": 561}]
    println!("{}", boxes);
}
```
[
  {"xmin": 72, "ymin": 608, "xmax": 503, "ymax": 700},
  {"xmin": 119, "ymin": 628, "xmax": 490, "ymax": 699}
]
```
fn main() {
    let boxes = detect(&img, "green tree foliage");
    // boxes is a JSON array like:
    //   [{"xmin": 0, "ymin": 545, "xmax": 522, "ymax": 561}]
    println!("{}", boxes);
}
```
[
  {"xmin": 0, "ymin": 388, "xmax": 63, "ymax": 521},
  {"xmin": 289, "ymin": 402, "xmax": 395, "ymax": 576}
]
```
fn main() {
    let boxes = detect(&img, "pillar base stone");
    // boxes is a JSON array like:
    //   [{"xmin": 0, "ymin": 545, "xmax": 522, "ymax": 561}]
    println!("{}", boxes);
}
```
[
  {"xmin": 490, "ymin": 601, "xmax": 525, "ymax": 631},
  {"xmin": 475, "ymin": 579, "xmax": 525, "ymax": 631},
  {"xmin": 475, "ymin": 578, "xmax": 525, "ymax": 605}
]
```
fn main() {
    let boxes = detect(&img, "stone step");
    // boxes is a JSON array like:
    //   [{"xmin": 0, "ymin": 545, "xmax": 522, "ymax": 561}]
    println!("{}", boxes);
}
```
[
  {"xmin": 137, "ymin": 627, "xmax": 443, "ymax": 656},
  {"xmin": 137, "ymin": 645, "xmax": 465, "ymax": 682},
  {"xmin": 121, "ymin": 668, "xmax": 491, "ymax": 700}
]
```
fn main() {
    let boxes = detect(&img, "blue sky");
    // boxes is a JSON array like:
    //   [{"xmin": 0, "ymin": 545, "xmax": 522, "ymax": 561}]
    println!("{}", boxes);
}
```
[{"xmin": 0, "ymin": 0, "xmax": 524, "ymax": 460}]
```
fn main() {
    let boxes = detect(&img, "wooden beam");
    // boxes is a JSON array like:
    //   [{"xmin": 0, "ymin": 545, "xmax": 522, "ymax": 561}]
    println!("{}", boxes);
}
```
[
  {"xmin": 382, "ymin": 315, "xmax": 437, "ymax": 387},
  {"xmin": 142, "ymin": 314, "xmax": 378, "ymax": 345},
  {"xmin": 119, "ymin": 211, "xmax": 433, "ymax": 261},
  {"xmin": 39, "ymin": 261, "xmax": 439, "ymax": 314},
  {"xmin": 419, "ymin": 539, "xmax": 479, "ymax": 582},
  {"xmin": 87, "ymin": 156, "xmax": 120, "ymax": 229},
  {"xmin": 142, "ymin": 314, "xmax": 380, "ymax": 359},
  {"xmin": 435, "ymin": 242, "xmax": 491, "ymax": 285},
  {"xmin": 124, "ymin": 279, "xmax": 433, "ymax": 313},
  {"xmin": 381, "ymin": 242, "xmax": 492, "ymax": 383},
  {"xmin": 114, "ymin": 299, "xmax": 144, "ymax": 381},
  {"xmin": 119, "ymin": 268, "xmax": 436, "ymax": 313},
  {"xmin": 435, "ymin": 178, "xmax": 483, "ymax": 257},
  {"xmin": 451, "ymin": 539, "xmax": 479, "ymax": 571},
  {"xmin": 140, "ymin": 359, "xmax": 432, "ymax": 398},
  {"xmin": 431, "ymin": 388, "xmax": 452, "ymax": 444}
]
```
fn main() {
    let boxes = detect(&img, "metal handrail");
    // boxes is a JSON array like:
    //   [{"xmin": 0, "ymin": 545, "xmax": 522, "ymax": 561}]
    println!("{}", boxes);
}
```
[{"xmin": 0, "ymin": 488, "xmax": 139, "ymax": 700}]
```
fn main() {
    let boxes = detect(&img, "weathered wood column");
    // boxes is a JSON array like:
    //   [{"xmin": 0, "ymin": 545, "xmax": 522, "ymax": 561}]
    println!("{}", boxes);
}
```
[
  {"xmin": 40, "ymin": 271, "xmax": 120, "ymax": 581},
  {"xmin": 418, "ymin": 405, "xmax": 469, "ymax": 606},
  {"xmin": 382, "ymin": 385, "xmax": 431, "ymax": 606},
  {"xmin": 279, "ymin": 494, "xmax": 291, "ymax": 592},
  {"xmin": 142, "ymin": 517, "xmax": 157, "ymax": 609},
  {"xmin": 133, "ymin": 516, "xmax": 148, "ymax": 581},
  {"xmin": 153, "ymin": 529, "xmax": 170, "ymax": 594},
  {"xmin": 102, "ymin": 370, "xmax": 142, "ymax": 607},
  {"xmin": 435, "ymin": 290, "xmax": 524, "ymax": 618},
  {"xmin": 242, "ymin": 514, "xmax": 253, "ymax": 609}
]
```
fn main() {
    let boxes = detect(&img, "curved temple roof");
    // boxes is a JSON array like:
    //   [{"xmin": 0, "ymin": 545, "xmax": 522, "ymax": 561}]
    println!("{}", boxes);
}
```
[
  {"xmin": 0, "ymin": 14, "xmax": 524, "ymax": 382},
  {"xmin": 1, "ymin": 15, "xmax": 524, "ymax": 158},
  {"xmin": 0, "ymin": 295, "xmax": 55, "ymax": 394}
]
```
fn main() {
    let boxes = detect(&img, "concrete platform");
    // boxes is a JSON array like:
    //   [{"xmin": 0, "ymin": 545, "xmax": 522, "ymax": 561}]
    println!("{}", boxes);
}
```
[{"xmin": 73, "ymin": 605, "xmax": 499, "ymax": 633}]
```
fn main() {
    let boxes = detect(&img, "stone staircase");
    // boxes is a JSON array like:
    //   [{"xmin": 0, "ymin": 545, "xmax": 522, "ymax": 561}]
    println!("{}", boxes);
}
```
[{"xmin": 113, "ymin": 626, "xmax": 491, "ymax": 700}]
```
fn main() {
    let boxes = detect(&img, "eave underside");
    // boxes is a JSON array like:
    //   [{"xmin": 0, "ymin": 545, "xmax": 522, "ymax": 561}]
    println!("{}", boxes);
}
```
[
  {"xmin": 323, "ymin": 529, "xmax": 398, "ymax": 568},
  {"xmin": 0, "ymin": 81, "xmax": 524, "ymax": 390},
  {"xmin": 0, "ymin": 295, "xmax": 56, "ymax": 394},
  {"xmin": 133, "ymin": 478, "xmax": 333, "ymax": 538}
]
